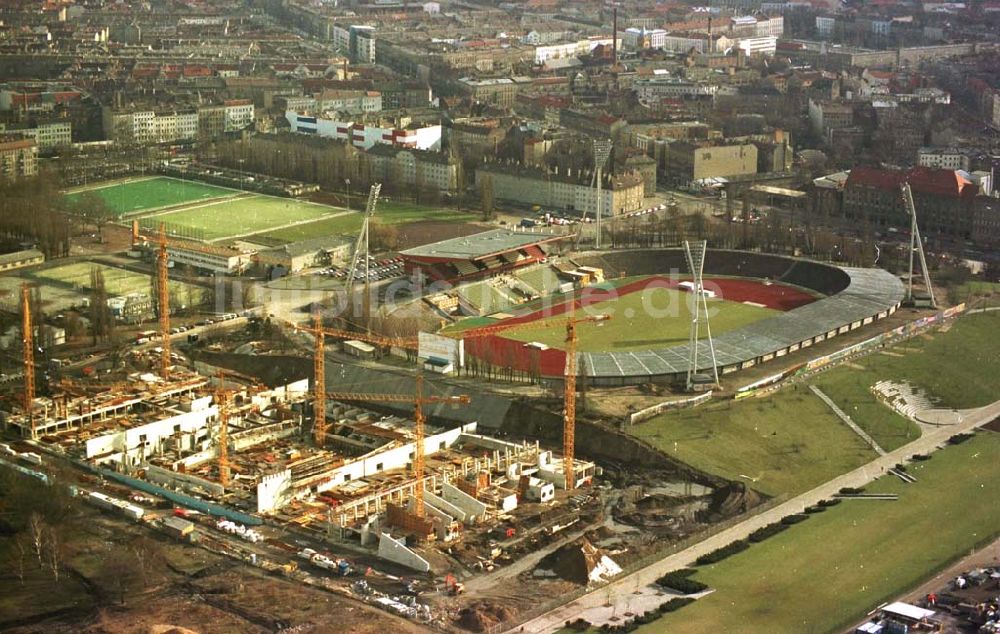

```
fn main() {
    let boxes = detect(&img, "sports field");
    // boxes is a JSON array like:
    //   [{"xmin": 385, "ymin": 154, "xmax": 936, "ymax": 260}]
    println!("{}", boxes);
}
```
[
  {"xmin": 641, "ymin": 431, "xmax": 1000, "ymax": 634},
  {"xmin": 499, "ymin": 280, "xmax": 779, "ymax": 352},
  {"xmin": 252, "ymin": 200, "xmax": 478, "ymax": 244},
  {"xmin": 29, "ymin": 262, "xmax": 208, "ymax": 306},
  {"xmin": 145, "ymin": 197, "xmax": 348, "ymax": 242},
  {"xmin": 65, "ymin": 177, "xmax": 234, "ymax": 216}
]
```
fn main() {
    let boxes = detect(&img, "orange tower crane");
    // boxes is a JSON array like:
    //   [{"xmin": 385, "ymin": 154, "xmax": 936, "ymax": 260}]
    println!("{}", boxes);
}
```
[
  {"xmin": 156, "ymin": 223, "xmax": 171, "ymax": 379},
  {"xmin": 291, "ymin": 318, "xmax": 418, "ymax": 446},
  {"xmin": 20, "ymin": 282, "xmax": 35, "ymax": 433},
  {"xmin": 325, "ymin": 377, "xmax": 469, "ymax": 517},
  {"xmin": 215, "ymin": 374, "xmax": 231, "ymax": 488},
  {"xmin": 459, "ymin": 311, "xmax": 610, "ymax": 490}
]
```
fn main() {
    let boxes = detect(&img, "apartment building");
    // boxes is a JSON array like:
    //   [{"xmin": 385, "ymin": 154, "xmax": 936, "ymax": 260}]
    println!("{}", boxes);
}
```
[
  {"xmin": 0, "ymin": 136, "xmax": 39, "ymax": 178},
  {"xmin": 0, "ymin": 120, "xmax": 71, "ymax": 151},
  {"xmin": 475, "ymin": 162, "xmax": 645, "ymax": 218},
  {"xmin": 285, "ymin": 111, "xmax": 442, "ymax": 150},
  {"xmin": 367, "ymin": 145, "xmax": 458, "ymax": 193}
]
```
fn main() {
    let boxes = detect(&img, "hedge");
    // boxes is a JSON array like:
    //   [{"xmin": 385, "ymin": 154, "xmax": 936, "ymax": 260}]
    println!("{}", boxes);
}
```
[
  {"xmin": 780, "ymin": 513, "xmax": 810, "ymax": 525},
  {"xmin": 695, "ymin": 539, "xmax": 750, "ymax": 565},
  {"xmin": 948, "ymin": 433, "xmax": 974, "ymax": 445},
  {"xmin": 656, "ymin": 571, "xmax": 709, "ymax": 594},
  {"xmin": 748, "ymin": 522, "xmax": 789, "ymax": 543}
]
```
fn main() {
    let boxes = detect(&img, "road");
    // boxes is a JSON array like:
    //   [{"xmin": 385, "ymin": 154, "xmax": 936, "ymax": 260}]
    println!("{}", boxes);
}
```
[{"xmin": 509, "ymin": 398, "xmax": 1000, "ymax": 633}]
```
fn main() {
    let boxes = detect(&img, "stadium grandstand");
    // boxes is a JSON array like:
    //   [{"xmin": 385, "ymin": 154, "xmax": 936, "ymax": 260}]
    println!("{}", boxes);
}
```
[
  {"xmin": 400, "ymin": 229, "xmax": 569, "ymax": 283},
  {"xmin": 455, "ymin": 249, "xmax": 906, "ymax": 386}
]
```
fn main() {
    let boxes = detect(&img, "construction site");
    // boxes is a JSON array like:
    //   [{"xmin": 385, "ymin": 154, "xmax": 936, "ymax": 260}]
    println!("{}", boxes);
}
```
[{"xmin": 1, "ymin": 184, "xmax": 923, "ymax": 632}]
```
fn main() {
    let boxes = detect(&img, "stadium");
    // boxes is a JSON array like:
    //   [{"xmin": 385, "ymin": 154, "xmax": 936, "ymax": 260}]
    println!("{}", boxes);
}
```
[{"xmin": 412, "ymin": 239, "xmax": 906, "ymax": 387}]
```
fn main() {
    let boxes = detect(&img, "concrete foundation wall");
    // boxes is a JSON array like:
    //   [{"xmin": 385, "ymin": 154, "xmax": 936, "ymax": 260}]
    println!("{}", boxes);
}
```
[
  {"xmin": 441, "ymin": 482, "xmax": 488, "ymax": 520},
  {"xmin": 146, "ymin": 464, "xmax": 225, "ymax": 497},
  {"xmin": 425, "ymin": 490, "xmax": 469, "ymax": 524},
  {"xmin": 317, "ymin": 423, "xmax": 477, "ymax": 492},
  {"xmin": 377, "ymin": 532, "xmax": 431, "ymax": 572},
  {"xmin": 257, "ymin": 469, "xmax": 292, "ymax": 513}
]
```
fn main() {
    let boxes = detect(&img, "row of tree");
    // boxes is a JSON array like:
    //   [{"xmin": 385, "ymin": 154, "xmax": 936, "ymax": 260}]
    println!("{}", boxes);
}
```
[{"xmin": 0, "ymin": 175, "xmax": 74, "ymax": 259}]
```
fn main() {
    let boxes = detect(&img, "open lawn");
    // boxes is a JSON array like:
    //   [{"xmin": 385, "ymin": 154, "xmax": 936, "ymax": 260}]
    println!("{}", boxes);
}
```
[
  {"xmin": 254, "ymin": 200, "xmax": 478, "ymax": 243},
  {"xmin": 500, "ymin": 285, "xmax": 778, "ymax": 352},
  {"xmin": 632, "ymin": 388, "xmax": 881, "ymax": 497},
  {"xmin": 641, "ymin": 431, "xmax": 1000, "ymax": 634},
  {"xmin": 65, "ymin": 177, "xmax": 233, "ymax": 216},
  {"xmin": 28, "ymin": 262, "xmax": 208, "ymax": 306},
  {"xmin": 147, "ymin": 195, "xmax": 344, "ymax": 241},
  {"xmin": 632, "ymin": 312, "xmax": 1000, "ymax": 498},
  {"xmin": 820, "ymin": 311, "xmax": 1000, "ymax": 410}
]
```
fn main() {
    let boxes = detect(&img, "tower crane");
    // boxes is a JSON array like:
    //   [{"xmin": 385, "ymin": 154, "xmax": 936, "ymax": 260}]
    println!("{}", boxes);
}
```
[
  {"xmin": 325, "ymin": 375, "xmax": 469, "ymax": 518},
  {"xmin": 289, "ymin": 318, "xmax": 418, "ymax": 446},
  {"xmin": 20, "ymin": 282, "xmax": 35, "ymax": 434},
  {"xmin": 156, "ymin": 223, "xmax": 172, "ymax": 379},
  {"xmin": 458, "ymin": 311, "xmax": 610, "ymax": 490},
  {"xmin": 214, "ymin": 373, "xmax": 231, "ymax": 488}
]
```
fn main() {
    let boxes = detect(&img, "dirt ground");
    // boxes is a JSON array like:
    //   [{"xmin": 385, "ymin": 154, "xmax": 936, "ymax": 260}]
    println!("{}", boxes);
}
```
[
  {"xmin": 1, "ymin": 508, "xmax": 427, "ymax": 634},
  {"xmin": 395, "ymin": 220, "xmax": 491, "ymax": 251}
]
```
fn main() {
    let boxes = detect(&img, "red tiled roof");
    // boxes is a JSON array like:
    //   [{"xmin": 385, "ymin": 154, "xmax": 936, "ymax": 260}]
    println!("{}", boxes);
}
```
[{"xmin": 847, "ymin": 166, "xmax": 975, "ymax": 199}]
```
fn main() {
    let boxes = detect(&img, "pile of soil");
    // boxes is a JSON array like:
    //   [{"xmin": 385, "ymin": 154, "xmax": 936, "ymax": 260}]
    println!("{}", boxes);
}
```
[
  {"xmin": 701, "ymin": 481, "xmax": 764, "ymax": 521},
  {"xmin": 457, "ymin": 601, "xmax": 516, "ymax": 632},
  {"xmin": 534, "ymin": 538, "xmax": 608, "ymax": 585}
]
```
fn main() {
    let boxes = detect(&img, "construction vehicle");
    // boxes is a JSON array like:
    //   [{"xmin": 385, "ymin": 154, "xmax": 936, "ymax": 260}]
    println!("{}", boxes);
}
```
[{"xmin": 458, "ymin": 311, "xmax": 611, "ymax": 490}]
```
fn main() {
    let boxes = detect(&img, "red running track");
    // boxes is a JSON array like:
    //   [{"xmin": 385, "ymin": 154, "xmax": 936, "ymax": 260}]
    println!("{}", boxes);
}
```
[{"xmin": 462, "ymin": 277, "xmax": 819, "ymax": 376}]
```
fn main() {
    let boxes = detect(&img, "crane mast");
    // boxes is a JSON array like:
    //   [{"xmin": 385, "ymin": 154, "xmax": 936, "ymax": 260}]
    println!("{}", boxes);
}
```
[
  {"xmin": 325, "ymin": 380, "xmax": 469, "ymax": 518},
  {"xmin": 312, "ymin": 312, "xmax": 327, "ymax": 447},
  {"xmin": 21, "ymin": 283, "xmax": 35, "ymax": 435},
  {"xmin": 157, "ymin": 223, "xmax": 171, "ymax": 378},
  {"xmin": 215, "ymin": 375, "xmax": 230, "ymax": 488}
]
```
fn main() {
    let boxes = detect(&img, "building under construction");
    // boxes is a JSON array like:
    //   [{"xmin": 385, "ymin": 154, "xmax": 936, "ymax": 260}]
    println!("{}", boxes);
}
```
[{"xmin": 1, "ymin": 366, "xmax": 597, "ymax": 572}]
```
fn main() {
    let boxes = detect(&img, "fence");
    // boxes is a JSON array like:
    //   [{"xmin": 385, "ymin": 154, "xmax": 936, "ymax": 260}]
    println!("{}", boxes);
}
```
[{"xmin": 629, "ymin": 391, "xmax": 713, "ymax": 424}]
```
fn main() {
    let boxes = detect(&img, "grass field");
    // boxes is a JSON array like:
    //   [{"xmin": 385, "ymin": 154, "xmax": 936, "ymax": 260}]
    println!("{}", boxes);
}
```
[
  {"xmin": 641, "ymin": 431, "xmax": 1000, "ymax": 634},
  {"xmin": 632, "ymin": 312, "xmax": 1000, "ymax": 498},
  {"xmin": 632, "ymin": 388, "xmax": 883, "ymax": 497},
  {"xmin": 500, "ymin": 285, "xmax": 778, "ymax": 352},
  {"xmin": 826, "ymin": 311, "xmax": 1000, "ymax": 409},
  {"xmin": 149, "ymin": 196, "xmax": 345, "ymax": 242},
  {"xmin": 254, "ymin": 200, "xmax": 478, "ymax": 243},
  {"xmin": 65, "ymin": 177, "xmax": 233, "ymax": 216},
  {"xmin": 30, "ymin": 262, "xmax": 208, "ymax": 306}
]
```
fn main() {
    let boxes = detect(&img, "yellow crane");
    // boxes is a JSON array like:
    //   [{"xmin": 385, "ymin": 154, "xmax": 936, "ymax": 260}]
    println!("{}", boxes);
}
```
[
  {"xmin": 156, "ymin": 223, "xmax": 171, "ymax": 379},
  {"xmin": 20, "ymin": 282, "xmax": 35, "ymax": 434},
  {"xmin": 215, "ymin": 373, "xmax": 231, "ymax": 488},
  {"xmin": 325, "ymin": 376, "xmax": 469, "ymax": 518},
  {"xmin": 291, "ymin": 317, "xmax": 418, "ymax": 447},
  {"xmin": 459, "ymin": 311, "xmax": 610, "ymax": 490}
]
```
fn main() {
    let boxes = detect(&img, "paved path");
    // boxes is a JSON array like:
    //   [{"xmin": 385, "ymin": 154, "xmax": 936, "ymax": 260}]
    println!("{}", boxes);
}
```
[
  {"xmin": 509, "ymin": 398, "xmax": 1000, "ymax": 633},
  {"xmin": 810, "ymin": 384, "xmax": 887, "ymax": 455}
]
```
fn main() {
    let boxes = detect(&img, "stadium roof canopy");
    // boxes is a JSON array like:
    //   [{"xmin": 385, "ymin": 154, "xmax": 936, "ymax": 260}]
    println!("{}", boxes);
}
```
[
  {"xmin": 580, "ymin": 266, "xmax": 905, "ymax": 379},
  {"xmin": 400, "ymin": 229, "xmax": 564, "ymax": 262}
]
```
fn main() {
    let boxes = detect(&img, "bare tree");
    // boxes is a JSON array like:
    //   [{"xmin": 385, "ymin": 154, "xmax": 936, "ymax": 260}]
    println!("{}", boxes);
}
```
[
  {"xmin": 28, "ymin": 512, "xmax": 46, "ymax": 567},
  {"xmin": 45, "ymin": 525, "xmax": 62, "ymax": 581},
  {"xmin": 11, "ymin": 534, "xmax": 28, "ymax": 585}
]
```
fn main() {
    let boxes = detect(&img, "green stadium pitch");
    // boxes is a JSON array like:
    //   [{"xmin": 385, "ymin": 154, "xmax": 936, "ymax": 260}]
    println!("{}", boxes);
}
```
[{"xmin": 64, "ymin": 177, "xmax": 235, "ymax": 216}]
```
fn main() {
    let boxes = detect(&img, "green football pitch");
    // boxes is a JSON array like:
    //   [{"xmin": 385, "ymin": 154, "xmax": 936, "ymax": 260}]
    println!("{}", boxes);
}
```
[
  {"xmin": 64, "ymin": 177, "xmax": 234, "ymax": 216},
  {"xmin": 144, "ymin": 196, "xmax": 348, "ymax": 242},
  {"xmin": 498, "ymin": 284, "xmax": 778, "ymax": 352}
]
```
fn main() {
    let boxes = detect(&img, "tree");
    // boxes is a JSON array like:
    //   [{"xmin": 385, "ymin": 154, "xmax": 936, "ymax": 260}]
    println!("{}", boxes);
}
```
[
  {"xmin": 369, "ymin": 220, "xmax": 399, "ymax": 252},
  {"xmin": 89, "ymin": 266, "xmax": 113, "ymax": 344},
  {"xmin": 98, "ymin": 545, "xmax": 141, "ymax": 606},
  {"xmin": 480, "ymin": 175, "xmax": 496, "ymax": 221},
  {"xmin": 73, "ymin": 191, "xmax": 117, "ymax": 243},
  {"xmin": 28, "ymin": 512, "xmax": 46, "ymax": 567},
  {"xmin": 45, "ymin": 525, "xmax": 63, "ymax": 581}
]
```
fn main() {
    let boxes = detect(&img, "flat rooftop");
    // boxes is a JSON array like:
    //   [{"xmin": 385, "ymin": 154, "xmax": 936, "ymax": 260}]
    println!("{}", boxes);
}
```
[{"xmin": 400, "ymin": 229, "xmax": 563, "ymax": 261}]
